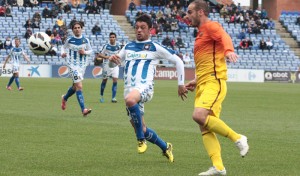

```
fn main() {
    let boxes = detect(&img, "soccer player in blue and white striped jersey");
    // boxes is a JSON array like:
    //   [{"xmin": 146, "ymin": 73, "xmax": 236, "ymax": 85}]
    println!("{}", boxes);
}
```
[
  {"xmin": 61, "ymin": 21, "xmax": 93, "ymax": 116},
  {"xmin": 97, "ymin": 32, "xmax": 120, "ymax": 103},
  {"xmin": 3, "ymin": 37, "xmax": 30, "ymax": 91},
  {"xmin": 109, "ymin": 14, "xmax": 188, "ymax": 162}
]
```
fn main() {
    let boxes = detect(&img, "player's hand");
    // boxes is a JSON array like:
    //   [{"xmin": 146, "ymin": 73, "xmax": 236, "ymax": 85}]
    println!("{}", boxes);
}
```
[
  {"xmin": 225, "ymin": 52, "xmax": 238, "ymax": 63},
  {"xmin": 78, "ymin": 48, "xmax": 85, "ymax": 55},
  {"xmin": 61, "ymin": 53, "xmax": 67, "ymax": 58},
  {"xmin": 178, "ymin": 85, "xmax": 188, "ymax": 101},
  {"xmin": 3, "ymin": 64, "xmax": 6, "ymax": 69},
  {"xmin": 185, "ymin": 79, "xmax": 197, "ymax": 92},
  {"xmin": 109, "ymin": 54, "xmax": 121, "ymax": 65}
]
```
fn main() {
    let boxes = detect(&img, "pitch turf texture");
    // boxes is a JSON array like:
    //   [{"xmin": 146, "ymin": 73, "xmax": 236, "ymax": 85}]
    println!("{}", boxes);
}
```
[{"xmin": 0, "ymin": 78, "xmax": 299, "ymax": 176}]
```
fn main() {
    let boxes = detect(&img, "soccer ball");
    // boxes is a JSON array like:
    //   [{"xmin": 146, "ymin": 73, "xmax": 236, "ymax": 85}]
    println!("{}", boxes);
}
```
[{"xmin": 28, "ymin": 32, "xmax": 52, "ymax": 55}]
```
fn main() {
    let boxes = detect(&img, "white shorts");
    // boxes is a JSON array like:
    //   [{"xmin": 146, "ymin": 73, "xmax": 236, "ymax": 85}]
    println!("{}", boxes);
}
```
[
  {"xmin": 102, "ymin": 65, "xmax": 119, "ymax": 79},
  {"xmin": 12, "ymin": 65, "xmax": 19, "ymax": 73},
  {"xmin": 69, "ymin": 66, "xmax": 85, "ymax": 83},
  {"xmin": 124, "ymin": 84, "xmax": 154, "ymax": 118}
]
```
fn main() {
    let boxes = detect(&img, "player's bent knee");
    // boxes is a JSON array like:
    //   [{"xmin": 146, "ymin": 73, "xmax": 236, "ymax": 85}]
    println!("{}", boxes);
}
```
[{"xmin": 192, "ymin": 114, "xmax": 206, "ymax": 126}]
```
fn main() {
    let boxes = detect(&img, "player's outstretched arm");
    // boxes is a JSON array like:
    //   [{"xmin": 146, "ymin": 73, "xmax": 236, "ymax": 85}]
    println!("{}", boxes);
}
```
[{"xmin": 23, "ymin": 53, "xmax": 31, "ymax": 64}]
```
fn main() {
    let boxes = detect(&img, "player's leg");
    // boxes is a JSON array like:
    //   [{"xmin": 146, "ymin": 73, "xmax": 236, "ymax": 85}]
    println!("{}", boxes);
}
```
[
  {"xmin": 111, "ymin": 67, "xmax": 119, "ymax": 103},
  {"xmin": 14, "ymin": 72, "xmax": 23, "ymax": 91},
  {"xmin": 125, "ymin": 89, "xmax": 146, "ymax": 153},
  {"xmin": 7, "ymin": 67, "xmax": 17, "ymax": 90},
  {"xmin": 100, "ymin": 78, "xmax": 107, "ymax": 103},
  {"xmin": 100, "ymin": 68, "xmax": 108, "ymax": 103},
  {"xmin": 74, "ymin": 82, "xmax": 91, "ymax": 116},
  {"xmin": 61, "ymin": 85, "xmax": 76, "ymax": 110},
  {"xmin": 194, "ymin": 80, "xmax": 248, "ymax": 175},
  {"xmin": 72, "ymin": 68, "xmax": 91, "ymax": 116}
]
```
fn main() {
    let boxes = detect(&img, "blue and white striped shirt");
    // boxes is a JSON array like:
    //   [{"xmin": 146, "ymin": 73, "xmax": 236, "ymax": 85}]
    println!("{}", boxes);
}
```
[{"xmin": 61, "ymin": 35, "xmax": 93, "ymax": 68}]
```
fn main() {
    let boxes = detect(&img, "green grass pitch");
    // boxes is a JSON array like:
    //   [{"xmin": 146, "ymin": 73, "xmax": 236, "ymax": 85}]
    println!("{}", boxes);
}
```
[{"xmin": 0, "ymin": 78, "xmax": 299, "ymax": 176}]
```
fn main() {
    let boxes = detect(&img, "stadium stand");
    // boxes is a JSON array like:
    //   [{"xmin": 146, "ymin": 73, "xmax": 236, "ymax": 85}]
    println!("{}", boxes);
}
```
[
  {"xmin": 0, "ymin": 1, "xmax": 299, "ymax": 71},
  {"xmin": 0, "ymin": 4, "xmax": 129, "ymax": 66},
  {"xmin": 125, "ymin": 3, "xmax": 300, "ymax": 71}
]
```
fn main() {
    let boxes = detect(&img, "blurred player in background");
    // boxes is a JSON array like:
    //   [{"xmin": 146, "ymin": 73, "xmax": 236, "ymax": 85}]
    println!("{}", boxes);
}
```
[
  {"xmin": 60, "ymin": 21, "xmax": 93, "ymax": 117},
  {"xmin": 97, "ymin": 32, "xmax": 120, "ymax": 103},
  {"xmin": 185, "ymin": 1, "xmax": 249, "ymax": 175},
  {"xmin": 3, "ymin": 37, "xmax": 30, "ymax": 91},
  {"xmin": 109, "ymin": 14, "xmax": 187, "ymax": 162}
]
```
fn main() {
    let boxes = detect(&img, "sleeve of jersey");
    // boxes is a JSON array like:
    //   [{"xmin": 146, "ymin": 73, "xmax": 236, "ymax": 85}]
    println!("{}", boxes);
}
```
[
  {"xmin": 209, "ymin": 22, "xmax": 234, "ymax": 56},
  {"xmin": 84, "ymin": 39, "xmax": 93, "ymax": 55},
  {"xmin": 117, "ymin": 45, "xmax": 126, "ymax": 61},
  {"xmin": 156, "ymin": 44, "xmax": 185, "ymax": 85}
]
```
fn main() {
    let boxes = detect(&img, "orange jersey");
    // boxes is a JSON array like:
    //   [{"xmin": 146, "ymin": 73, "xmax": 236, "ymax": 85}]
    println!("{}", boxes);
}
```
[{"xmin": 194, "ymin": 21, "xmax": 234, "ymax": 84}]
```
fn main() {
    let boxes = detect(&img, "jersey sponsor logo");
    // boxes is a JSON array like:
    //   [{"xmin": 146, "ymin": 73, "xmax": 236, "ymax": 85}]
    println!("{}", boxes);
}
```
[
  {"xmin": 126, "ymin": 53, "xmax": 147, "ymax": 59},
  {"xmin": 58, "ymin": 66, "xmax": 70, "ymax": 77},
  {"xmin": 92, "ymin": 66, "xmax": 103, "ymax": 78},
  {"xmin": 143, "ymin": 44, "xmax": 151, "ymax": 50}
]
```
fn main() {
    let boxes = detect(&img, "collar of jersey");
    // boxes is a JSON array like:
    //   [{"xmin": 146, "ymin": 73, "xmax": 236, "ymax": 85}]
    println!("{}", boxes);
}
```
[
  {"xmin": 135, "ymin": 39, "xmax": 151, "ymax": 43},
  {"xmin": 73, "ymin": 35, "xmax": 83, "ymax": 39}
]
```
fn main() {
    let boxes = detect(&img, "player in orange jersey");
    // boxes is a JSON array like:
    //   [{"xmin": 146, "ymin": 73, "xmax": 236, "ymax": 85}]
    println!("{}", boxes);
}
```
[{"xmin": 184, "ymin": 1, "xmax": 249, "ymax": 175}]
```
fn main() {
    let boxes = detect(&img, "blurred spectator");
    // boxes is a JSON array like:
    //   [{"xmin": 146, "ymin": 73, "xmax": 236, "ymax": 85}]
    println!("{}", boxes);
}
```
[
  {"xmin": 183, "ymin": 53, "xmax": 191, "ymax": 64},
  {"xmin": 175, "ymin": 35, "xmax": 185, "ymax": 48},
  {"xmin": 0, "ymin": 6, "xmax": 5, "ymax": 16},
  {"xmin": 261, "ymin": 20, "xmax": 268, "ymax": 29},
  {"xmin": 45, "ymin": 27, "xmax": 52, "ymax": 36},
  {"xmin": 266, "ymin": 37, "xmax": 273, "ymax": 50},
  {"xmin": 259, "ymin": 38, "xmax": 267, "ymax": 50},
  {"xmin": 252, "ymin": 24, "xmax": 261, "ymax": 34},
  {"xmin": 90, "ymin": 1, "xmax": 101, "ymax": 14},
  {"xmin": 71, "ymin": 0, "xmax": 80, "ymax": 8},
  {"xmin": 5, "ymin": 5, "xmax": 12, "ymax": 17},
  {"xmin": 63, "ymin": 3, "xmax": 71, "ymax": 13},
  {"xmin": 0, "ymin": 39, "xmax": 3, "ymax": 50},
  {"xmin": 92, "ymin": 22, "xmax": 101, "ymax": 35},
  {"xmin": 42, "ymin": 6, "xmax": 51, "ymax": 18},
  {"xmin": 171, "ymin": 21, "xmax": 179, "ymax": 32},
  {"xmin": 24, "ymin": 28, "xmax": 33, "ymax": 39},
  {"xmin": 128, "ymin": 0, "xmax": 136, "ymax": 15},
  {"xmin": 56, "ymin": 16, "xmax": 64, "ymax": 27},
  {"xmin": 84, "ymin": 1, "xmax": 92, "ymax": 14},
  {"xmin": 4, "ymin": 37, "xmax": 12, "ymax": 50},
  {"xmin": 24, "ymin": 18, "xmax": 33, "ymax": 29},
  {"xmin": 247, "ymin": 38, "xmax": 253, "ymax": 50},
  {"xmin": 106, "ymin": 0, "xmax": 112, "ymax": 11},
  {"xmin": 238, "ymin": 29, "xmax": 246, "ymax": 40},
  {"xmin": 54, "ymin": 34, "xmax": 62, "ymax": 45},
  {"xmin": 296, "ymin": 17, "xmax": 300, "ymax": 26},
  {"xmin": 164, "ymin": 4, "xmax": 171, "ymax": 16},
  {"xmin": 267, "ymin": 18, "xmax": 275, "ymax": 29},
  {"xmin": 162, "ymin": 35, "xmax": 172, "ymax": 48},
  {"xmin": 239, "ymin": 39, "xmax": 248, "ymax": 49},
  {"xmin": 261, "ymin": 8, "xmax": 267, "ymax": 19},
  {"xmin": 32, "ymin": 11, "xmax": 41, "ymax": 28}
]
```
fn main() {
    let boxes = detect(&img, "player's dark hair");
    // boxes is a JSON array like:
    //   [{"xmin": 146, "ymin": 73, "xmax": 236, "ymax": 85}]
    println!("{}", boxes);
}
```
[
  {"xmin": 191, "ymin": 0, "xmax": 210, "ymax": 16},
  {"xmin": 135, "ymin": 14, "xmax": 152, "ymax": 28},
  {"xmin": 109, "ymin": 32, "xmax": 117, "ymax": 37},
  {"xmin": 72, "ymin": 21, "xmax": 83, "ymax": 30}
]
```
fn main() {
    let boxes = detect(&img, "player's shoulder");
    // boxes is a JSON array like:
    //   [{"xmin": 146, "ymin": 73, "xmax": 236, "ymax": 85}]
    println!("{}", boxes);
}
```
[
  {"xmin": 81, "ymin": 35, "xmax": 91, "ymax": 43},
  {"xmin": 153, "ymin": 41, "xmax": 176, "ymax": 55},
  {"xmin": 206, "ymin": 21, "xmax": 222, "ymax": 32}
]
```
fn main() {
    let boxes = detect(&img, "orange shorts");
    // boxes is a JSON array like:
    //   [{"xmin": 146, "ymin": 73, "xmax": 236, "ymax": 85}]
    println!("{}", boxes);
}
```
[{"xmin": 194, "ymin": 79, "xmax": 227, "ymax": 118}]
